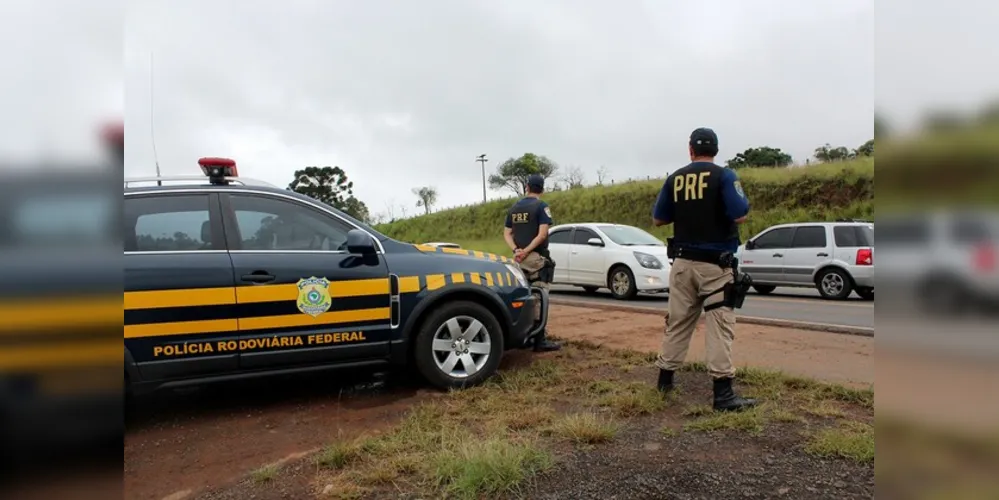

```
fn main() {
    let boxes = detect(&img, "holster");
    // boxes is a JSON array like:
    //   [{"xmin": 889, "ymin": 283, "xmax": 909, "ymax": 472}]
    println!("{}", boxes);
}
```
[
  {"xmin": 537, "ymin": 249, "xmax": 556, "ymax": 283},
  {"xmin": 703, "ymin": 262, "xmax": 753, "ymax": 312}
]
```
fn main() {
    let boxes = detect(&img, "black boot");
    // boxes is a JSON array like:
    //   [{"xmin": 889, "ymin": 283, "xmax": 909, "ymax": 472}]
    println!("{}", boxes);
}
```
[
  {"xmin": 533, "ymin": 330, "xmax": 561, "ymax": 352},
  {"xmin": 712, "ymin": 377, "xmax": 757, "ymax": 412},
  {"xmin": 657, "ymin": 369, "xmax": 675, "ymax": 394}
]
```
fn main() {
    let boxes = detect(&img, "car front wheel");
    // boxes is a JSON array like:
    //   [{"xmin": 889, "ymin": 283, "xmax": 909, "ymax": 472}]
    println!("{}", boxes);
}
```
[
  {"xmin": 413, "ymin": 301, "xmax": 505, "ymax": 390},
  {"xmin": 608, "ymin": 266, "xmax": 638, "ymax": 300},
  {"xmin": 816, "ymin": 268, "xmax": 853, "ymax": 300},
  {"xmin": 752, "ymin": 285, "xmax": 777, "ymax": 295}
]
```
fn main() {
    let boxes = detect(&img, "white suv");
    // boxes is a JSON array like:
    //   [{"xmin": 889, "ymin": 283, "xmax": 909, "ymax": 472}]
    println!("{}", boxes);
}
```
[{"xmin": 736, "ymin": 221, "xmax": 874, "ymax": 300}]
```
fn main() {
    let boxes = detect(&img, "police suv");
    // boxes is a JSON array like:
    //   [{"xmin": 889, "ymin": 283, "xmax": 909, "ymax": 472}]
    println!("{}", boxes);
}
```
[{"xmin": 124, "ymin": 158, "xmax": 547, "ymax": 396}]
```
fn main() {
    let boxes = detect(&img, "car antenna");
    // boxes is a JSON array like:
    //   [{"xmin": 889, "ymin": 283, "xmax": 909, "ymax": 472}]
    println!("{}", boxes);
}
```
[{"xmin": 150, "ymin": 52, "xmax": 162, "ymax": 185}]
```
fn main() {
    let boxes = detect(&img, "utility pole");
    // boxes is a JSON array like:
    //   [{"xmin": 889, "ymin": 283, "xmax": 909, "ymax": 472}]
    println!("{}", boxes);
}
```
[{"xmin": 476, "ymin": 154, "xmax": 488, "ymax": 203}]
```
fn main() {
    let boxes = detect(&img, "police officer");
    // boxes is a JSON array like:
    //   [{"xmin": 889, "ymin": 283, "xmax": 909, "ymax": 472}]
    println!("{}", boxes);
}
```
[
  {"xmin": 651, "ymin": 127, "xmax": 757, "ymax": 412},
  {"xmin": 504, "ymin": 174, "xmax": 561, "ymax": 352}
]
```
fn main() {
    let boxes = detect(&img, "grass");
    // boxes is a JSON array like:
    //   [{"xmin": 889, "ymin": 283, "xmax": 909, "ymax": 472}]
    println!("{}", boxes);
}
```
[
  {"xmin": 374, "ymin": 157, "xmax": 874, "ymax": 246},
  {"xmin": 240, "ymin": 343, "xmax": 873, "ymax": 498},
  {"xmin": 596, "ymin": 381, "xmax": 669, "ymax": 417},
  {"xmin": 250, "ymin": 464, "xmax": 280, "ymax": 484},
  {"xmin": 805, "ymin": 422, "xmax": 875, "ymax": 463},
  {"xmin": 431, "ymin": 438, "xmax": 554, "ymax": 500},
  {"xmin": 684, "ymin": 406, "xmax": 767, "ymax": 436},
  {"xmin": 550, "ymin": 413, "xmax": 621, "ymax": 444}
]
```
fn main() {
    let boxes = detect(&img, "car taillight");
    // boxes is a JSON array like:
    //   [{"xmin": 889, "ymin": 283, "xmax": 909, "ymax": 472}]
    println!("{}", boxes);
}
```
[
  {"xmin": 856, "ymin": 248, "xmax": 873, "ymax": 266},
  {"xmin": 973, "ymin": 243, "xmax": 996, "ymax": 272}
]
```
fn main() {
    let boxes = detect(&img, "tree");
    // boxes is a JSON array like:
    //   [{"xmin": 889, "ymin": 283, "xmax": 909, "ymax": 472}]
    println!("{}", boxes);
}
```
[
  {"xmin": 813, "ymin": 144, "xmax": 852, "ymax": 162},
  {"xmin": 487, "ymin": 153, "xmax": 559, "ymax": 197},
  {"xmin": 560, "ymin": 165, "xmax": 586, "ymax": 189},
  {"xmin": 725, "ymin": 146, "xmax": 793, "ymax": 169},
  {"xmin": 413, "ymin": 186, "xmax": 438, "ymax": 215},
  {"xmin": 340, "ymin": 196, "xmax": 371, "ymax": 224},
  {"xmin": 596, "ymin": 166, "xmax": 609, "ymax": 185},
  {"xmin": 854, "ymin": 139, "xmax": 874, "ymax": 158},
  {"xmin": 288, "ymin": 166, "xmax": 355, "ymax": 209}
]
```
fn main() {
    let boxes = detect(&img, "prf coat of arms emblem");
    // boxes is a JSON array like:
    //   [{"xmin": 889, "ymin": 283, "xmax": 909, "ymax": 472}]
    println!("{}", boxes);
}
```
[{"xmin": 296, "ymin": 276, "xmax": 332, "ymax": 318}]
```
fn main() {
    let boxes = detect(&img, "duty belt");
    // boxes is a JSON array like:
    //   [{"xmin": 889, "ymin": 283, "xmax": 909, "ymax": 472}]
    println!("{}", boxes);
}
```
[{"xmin": 669, "ymin": 244, "xmax": 734, "ymax": 268}]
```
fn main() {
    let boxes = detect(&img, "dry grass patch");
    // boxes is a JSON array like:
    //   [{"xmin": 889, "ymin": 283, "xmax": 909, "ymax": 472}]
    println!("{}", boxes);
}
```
[
  {"xmin": 596, "ymin": 381, "xmax": 668, "ymax": 417},
  {"xmin": 805, "ymin": 422, "xmax": 874, "ymax": 463},
  {"xmin": 430, "ymin": 437, "xmax": 554, "ymax": 500},
  {"xmin": 250, "ymin": 464, "xmax": 279, "ymax": 484},
  {"xmin": 550, "ymin": 412, "xmax": 621, "ymax": 444},
  {"xmin": 684, "ymin": 406, "xmax": 767, "ymax": 436},
  {"xmin": 805, "ymin": 399, "xmax": 847, "ymax": 419}
]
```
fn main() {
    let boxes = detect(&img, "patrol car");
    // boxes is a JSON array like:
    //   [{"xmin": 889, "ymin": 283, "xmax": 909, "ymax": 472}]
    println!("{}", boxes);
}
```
[{"xmin": 124, "ymin": 158, "xmax": 548, "ymax": 396}]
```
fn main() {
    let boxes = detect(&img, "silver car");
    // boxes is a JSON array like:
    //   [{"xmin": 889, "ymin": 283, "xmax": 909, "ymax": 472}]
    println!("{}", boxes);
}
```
[{"xmin": 736, "ymin": 221, "xmax": 874, "ymax": 300}]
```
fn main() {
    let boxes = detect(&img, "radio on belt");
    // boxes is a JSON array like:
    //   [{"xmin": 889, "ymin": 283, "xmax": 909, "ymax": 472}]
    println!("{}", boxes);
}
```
[{"xmin": 198, "ymin": 157, "xmax": 238, "ymax": 185}]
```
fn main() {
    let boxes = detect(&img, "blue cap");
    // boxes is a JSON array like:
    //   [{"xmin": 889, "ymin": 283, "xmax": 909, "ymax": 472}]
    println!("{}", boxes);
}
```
[{"xmin": 527, "ymin": 174, "xmax": 545, "ymax": 190}]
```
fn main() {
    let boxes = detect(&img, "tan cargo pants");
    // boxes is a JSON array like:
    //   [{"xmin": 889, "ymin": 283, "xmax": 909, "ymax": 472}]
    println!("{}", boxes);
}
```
[
  {"xmin": 655, "ymin": 258, "xmax": 737, "ymax": 379},
  {"xmin": 518, "ymin": 251, "xmax": 549, "ymax": 322}
]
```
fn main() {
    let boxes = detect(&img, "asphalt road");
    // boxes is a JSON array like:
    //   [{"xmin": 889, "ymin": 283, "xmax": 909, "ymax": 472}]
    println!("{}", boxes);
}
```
[{"xmin": 549, "ymin": 285, "xmax": 875, "ymax": 329}]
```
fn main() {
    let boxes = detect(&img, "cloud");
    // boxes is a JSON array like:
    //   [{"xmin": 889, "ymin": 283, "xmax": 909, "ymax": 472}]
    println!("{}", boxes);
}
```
[{"xmin": 123, "ymin": 0, "xmax": 882, "ymax": 215}]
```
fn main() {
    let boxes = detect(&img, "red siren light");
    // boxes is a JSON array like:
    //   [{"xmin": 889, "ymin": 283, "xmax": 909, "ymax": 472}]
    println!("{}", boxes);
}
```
[{"xmin": 198, "ymin": 157, "xmax": 238, "ymax": 184}]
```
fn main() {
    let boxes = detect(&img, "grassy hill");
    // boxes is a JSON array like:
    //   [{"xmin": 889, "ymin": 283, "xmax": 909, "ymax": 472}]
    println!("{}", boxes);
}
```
[{"xmin": 375, "ymin": 158, "xmax": 874, "ymax": 255}]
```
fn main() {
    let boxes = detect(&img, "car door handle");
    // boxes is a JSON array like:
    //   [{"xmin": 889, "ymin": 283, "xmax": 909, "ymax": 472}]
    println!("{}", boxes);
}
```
[
  {"xmin": 772, "ymin": 253, "xmax": 783, "ymax": 258},
  {"xmin": 817, "ymin": 252, "xmax": 829, "ymax": 257},
  {"xmin": 241, "ymin": 271, "xmax": 276, "ymax": 283}
]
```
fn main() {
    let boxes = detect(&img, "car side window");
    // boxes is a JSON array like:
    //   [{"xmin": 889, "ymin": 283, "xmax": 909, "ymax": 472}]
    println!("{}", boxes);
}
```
[
  {"xmin": 833, "ymin": 226, "xmax": 858, "ymax": 247},
  {"xmin": 549, "ymin": 229, "xmax": 572, "ymax": 244},
  {"xmin": 573, "ymin": 228, "xmax": 598, "ymax": 245},
  {"xmin": 228, "ymin": 195, "xmax": 353, "ymax": 251},
  {"xmin": 125, "ymin": 194, "xmax": 214, "ymax": 252},
  {"xmin": 752, "ymin": 227, "xmax": 794, "ymax": 249},
  {"xmin": 791, "ymin": 226, "xmax": 827, "ymax": 248}
]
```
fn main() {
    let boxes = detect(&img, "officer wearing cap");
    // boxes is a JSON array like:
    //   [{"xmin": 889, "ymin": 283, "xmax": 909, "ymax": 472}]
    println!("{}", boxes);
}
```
[
  {"xmin": 651, "ymin": 127, "xmax": 757, "ymax": 412},
  {"xmin": 504, "ymin": 174, "xmax": 561, "ymax": 352}
]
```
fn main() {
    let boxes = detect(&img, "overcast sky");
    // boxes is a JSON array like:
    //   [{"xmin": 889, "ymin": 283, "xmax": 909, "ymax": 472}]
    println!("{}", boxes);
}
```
[{"xmin": 119, "ymin": 0, "xmax": 988, "ymax": 218}]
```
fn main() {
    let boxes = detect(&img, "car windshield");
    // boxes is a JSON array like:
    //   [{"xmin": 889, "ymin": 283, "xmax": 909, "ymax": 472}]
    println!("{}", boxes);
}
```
[{"xmin": 597, "ymin": 225, "xmax": 663, "ymax": 246}]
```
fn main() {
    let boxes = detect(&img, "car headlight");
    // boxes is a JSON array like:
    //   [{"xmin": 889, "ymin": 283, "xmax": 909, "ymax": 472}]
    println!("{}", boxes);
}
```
[
  {"xmin": 634, "ymin": 251, "xmax": 663, "ymax": 269},
  {"xmin": 504, "ymin": 263, "xmax": 529, "ymax": 287}
]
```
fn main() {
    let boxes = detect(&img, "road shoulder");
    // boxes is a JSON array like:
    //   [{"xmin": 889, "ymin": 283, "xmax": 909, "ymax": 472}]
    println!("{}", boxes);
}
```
[{"xmin": 548, "ymin": 304, "xmax": 874, "ymax": 388}]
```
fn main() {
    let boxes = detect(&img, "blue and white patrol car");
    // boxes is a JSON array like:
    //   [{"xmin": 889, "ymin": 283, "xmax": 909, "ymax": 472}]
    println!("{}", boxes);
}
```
[{"xmin": 124, "ymin": 158, "xmax": 548, "ymax": 395}]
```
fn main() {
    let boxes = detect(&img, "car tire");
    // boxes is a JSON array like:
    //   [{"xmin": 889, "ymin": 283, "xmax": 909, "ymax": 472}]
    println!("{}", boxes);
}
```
[
  {"xmin": 581, "ymin": 286, "xmax": 600, "ymax": 294},
  {"xmin": 412, "ymin": 301, "xmax": 505, "ymax": 391},
  {"xmin": 608, "ymin": 266, "xmax": 638, "ymax": 300},
  {"xmin": 752, "ymin": 285, "xmax": 777, "ymax": 295},
  {"xmin": 816, "ymin": 268, "xmax": 853, "ymax": 300},
  {"xmin": 855, "ymin": 287, "xmax": 874, "ymax": 301}
]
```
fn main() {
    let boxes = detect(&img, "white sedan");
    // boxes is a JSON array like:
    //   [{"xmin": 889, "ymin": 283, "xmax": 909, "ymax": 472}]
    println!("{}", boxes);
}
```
[{"xmin": 547, "ymin": 223, "xmax": 671, "ymax": 300}]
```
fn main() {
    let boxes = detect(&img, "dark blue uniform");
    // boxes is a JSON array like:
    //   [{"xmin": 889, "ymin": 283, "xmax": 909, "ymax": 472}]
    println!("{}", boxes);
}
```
[
  {"xmin": 504, "ymin": 174, "xmax": 560, "ymax": 352},
  {"xmin": 652, "ymin": 127, "xmax": 757, "ymax": 412},
  {"xmin": 504, "ymin": 197, "xmax": 554, "ymax": 251},
  {"xmin": 652, "ymin": 163, "xmax": 749, "ymax": 253}
]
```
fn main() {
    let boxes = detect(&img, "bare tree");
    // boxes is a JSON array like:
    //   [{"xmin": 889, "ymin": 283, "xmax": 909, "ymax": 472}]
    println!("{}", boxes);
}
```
[
  {"xmin": 383, "ymin": 201, "xmax": 397, "ymax": 221},
  {"xmin": 596, "ymin": 165, "xmax": 609, "ymax": 185},
  {"xmin": 560, "ymin": 165, "xmax": 586, "ymax": 189},
  {"xmin": 413, "ymin": 186, "xmax": 438, "ymax": 215}
]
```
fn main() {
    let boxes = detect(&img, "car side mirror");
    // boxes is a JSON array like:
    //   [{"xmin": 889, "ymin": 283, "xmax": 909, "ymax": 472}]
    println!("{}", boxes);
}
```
[
  {"xmin": 587, "ymin": 237, "xmax": 604, "ymax": 247},
  {"xmin": 346, "ymin": 229, "xmax": 377, "ymax": 255},
  {"xmin": 745, "ymin": 240, "xmax": 756, "ymax": 250}
]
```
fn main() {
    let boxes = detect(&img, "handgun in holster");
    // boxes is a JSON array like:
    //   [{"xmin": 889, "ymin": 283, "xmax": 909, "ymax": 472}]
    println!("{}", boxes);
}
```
[
  {"xmin": 702, "ymin": 255, "xmax": 753, "ymax": 311},
  {"xmin": 537, "ymin": 249, "xmax": 556, "ymax": 283}
]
